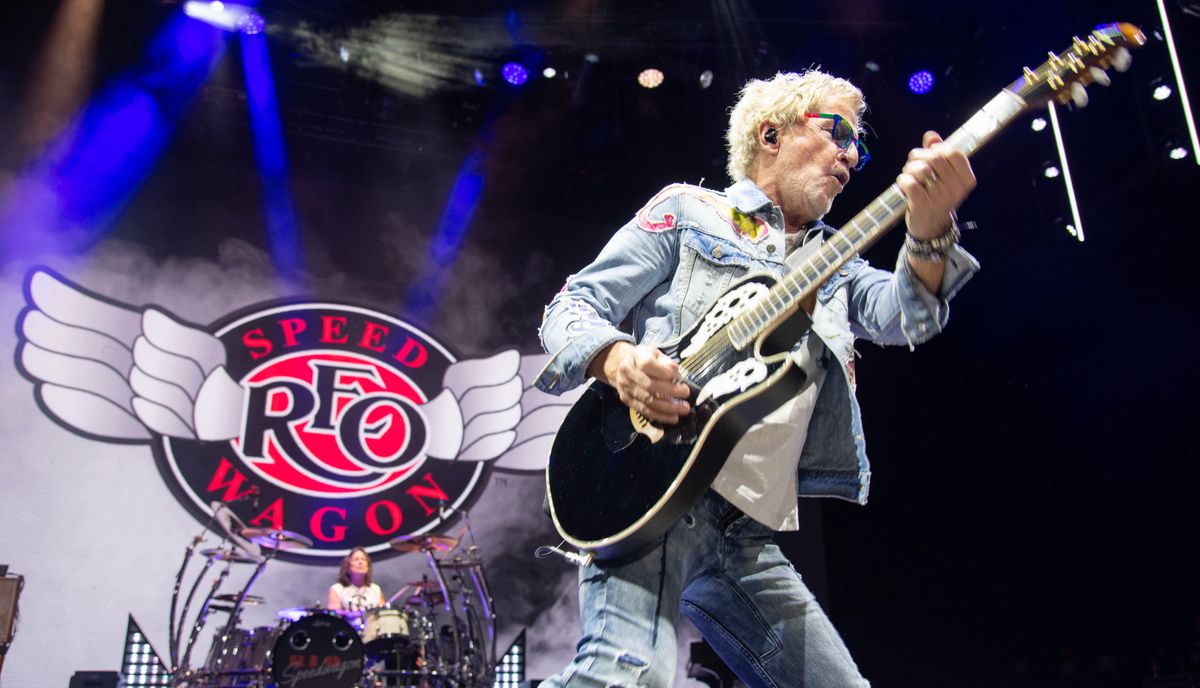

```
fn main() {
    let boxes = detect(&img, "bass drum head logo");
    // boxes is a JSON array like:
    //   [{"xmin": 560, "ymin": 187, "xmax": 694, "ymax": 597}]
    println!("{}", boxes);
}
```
[{"xmin": 156, "ymin": 303, "xmax": 486, "ymax": 561}]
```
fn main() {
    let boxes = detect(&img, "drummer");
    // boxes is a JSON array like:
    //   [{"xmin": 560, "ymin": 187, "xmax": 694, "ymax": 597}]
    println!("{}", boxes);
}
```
[{"xmin": 327, "ymin": 547, "xmax": 385, "ymax": 616}]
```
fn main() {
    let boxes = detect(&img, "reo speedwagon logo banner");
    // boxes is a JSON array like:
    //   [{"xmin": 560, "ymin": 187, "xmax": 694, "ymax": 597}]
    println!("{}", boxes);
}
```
[{"xmin": 15, "ymin": 268, "xmax": 579, "ymax": 562}]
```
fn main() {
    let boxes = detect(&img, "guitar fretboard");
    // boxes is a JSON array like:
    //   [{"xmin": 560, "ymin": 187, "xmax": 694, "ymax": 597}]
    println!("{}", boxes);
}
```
[{"xmin": 726, "ymin": 89, "xmax": 1028, "ymax": 349}]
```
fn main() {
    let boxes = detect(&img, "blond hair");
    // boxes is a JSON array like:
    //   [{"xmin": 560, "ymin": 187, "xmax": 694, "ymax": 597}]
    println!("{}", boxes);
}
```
[{"xmin": 725, "ymin": 70, "xmax": 866, "ymax": 183}]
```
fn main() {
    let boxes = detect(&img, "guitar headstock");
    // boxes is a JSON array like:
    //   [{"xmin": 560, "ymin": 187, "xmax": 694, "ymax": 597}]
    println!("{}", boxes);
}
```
[{"xmin": 1007, "ymin": 22, "xmax": 1146, "ymax": 108}]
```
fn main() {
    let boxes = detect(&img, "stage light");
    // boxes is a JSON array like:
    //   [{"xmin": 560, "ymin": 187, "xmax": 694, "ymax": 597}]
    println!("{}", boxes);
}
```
[
  {"xmin": 339, "ymin": 46, "xmax": 349, "ymax": 63},
  {"xmin": 543, "ymin": 67, "xmax": 557, "ymax": 78},
  {"xmin": 864, "ymin": 61, "xmax": 880, "ymax": 73},
  {"xmin": 1043, "ymin": 164, "xmax": 1060, "ymax": 178},
  {"xmin": 238, "ymin": 12, "xmax": 264, "ymax": 35},
  {"xmin": 584, "ymin": 53, "xmax": 599, "ymax": 63},
  {"xmin": 1031, "ymin": 117, "xmax": 1047, "ymax": 132},
  {"xmin": 1153, "ymin": 83, "xmax": 1173, "ymax": 101},
  {"xmin": 908, "ymin": 70, "xmax": 934, "ymax": 94},
  {"xmin": 121, "ymin": 616, "xmax": 171, "ymax": 687},
  {"xmin": 699, "ymin": 70, "xmax": 713, "ymax": 89},
  {"xmin": 473, "ymin": 68, "xmax": 485, "ymax": 86},
  {"xmin": 1169, "ymin": 145, "xmax": 1189, "ymax": 160},
  {"xmin": 501, "ymin": 62, "xmax": 528, "ymax": 85},
  {"xmin": 638, "ymin": 68, "xmax": 664, "ymax": 89},
  {"xmin": 492, "ymin": 630, "xmax": 526, "ymax": 688},
  {"xmin": 183, "ymin": 1, "xmax": 260, "ymax": 33}
]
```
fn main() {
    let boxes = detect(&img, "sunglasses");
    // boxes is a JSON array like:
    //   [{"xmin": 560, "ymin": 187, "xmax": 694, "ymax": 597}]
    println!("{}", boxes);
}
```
[{"xmin": 803, "ymin": 113, "xmax": 871, "ymax": 171}]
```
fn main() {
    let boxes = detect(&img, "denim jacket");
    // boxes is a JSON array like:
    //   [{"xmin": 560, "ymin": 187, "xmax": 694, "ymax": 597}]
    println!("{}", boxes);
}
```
[{"xmin": 536, "ymin": 179, "xmax": 979, "ymax": 504}]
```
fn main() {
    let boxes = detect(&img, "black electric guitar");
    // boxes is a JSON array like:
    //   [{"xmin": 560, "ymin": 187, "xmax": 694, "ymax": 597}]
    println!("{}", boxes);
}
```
[{"xmin": 547, "ymin": 23, "xmax": 1146, "ymax": 562}]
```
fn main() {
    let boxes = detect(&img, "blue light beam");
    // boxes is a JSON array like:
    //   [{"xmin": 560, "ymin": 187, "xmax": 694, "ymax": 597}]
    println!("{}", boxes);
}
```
[
  {"xmin": 240, "ymin": 30, "xmax": 304, "ymax": 278},
  {"xmin": 405, "ymin": 151, "xmax": 485, "ymax": 322},
  {"xmin": 0, "ymin": 12, "xmax": 227, "ymax": 257}
]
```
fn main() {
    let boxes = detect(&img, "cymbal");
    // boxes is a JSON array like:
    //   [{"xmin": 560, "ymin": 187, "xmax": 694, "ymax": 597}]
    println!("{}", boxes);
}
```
[
  {"xmin": 213, "ymin": 593, "xmax": 265, "ymax": 606},
  {"xmin": 200, "ymin": 547, "xmax": 263, "ymax": 564},
  {"xmin": 389, "ymin": 534, "xmax": 458, "ymax": 553},
  {"xmin": 240, "ymin": 528, "xmax": 314, "ymax": 550}
]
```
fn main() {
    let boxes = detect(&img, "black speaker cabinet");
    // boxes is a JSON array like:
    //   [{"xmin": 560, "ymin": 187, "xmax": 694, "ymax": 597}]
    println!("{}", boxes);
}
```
[{"xmin": 68, "ymin": 670, "xmax": 120, "ymax": 688}]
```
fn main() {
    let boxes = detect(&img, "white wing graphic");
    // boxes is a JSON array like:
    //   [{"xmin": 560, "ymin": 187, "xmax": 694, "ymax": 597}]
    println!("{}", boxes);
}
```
[
  {"xmin": 18, "ymin": 269, "xmax": 237, "ymax": 442},
  {"xmin": 490, "ymin": 353, "xmax": 585, "ymax": 471},
  {"xmin": 18, "ymin": 268, "xmax": 582, "ymax": 471}
]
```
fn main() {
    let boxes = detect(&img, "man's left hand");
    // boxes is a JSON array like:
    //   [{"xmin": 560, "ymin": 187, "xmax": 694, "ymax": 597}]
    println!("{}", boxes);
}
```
[{"xmin": 897, "ymin": 131, "xmax": 976, "ymax": 239}]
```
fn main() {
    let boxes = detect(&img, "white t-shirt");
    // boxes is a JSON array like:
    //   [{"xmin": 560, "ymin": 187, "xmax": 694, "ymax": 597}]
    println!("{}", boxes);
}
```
[
  {"xmin": 330, "ymin": 582, "xmax": 383, "ymax": 612},
  {"xmin": 711, "ymin": 228, "xmax": 830, "ymax": 531}
]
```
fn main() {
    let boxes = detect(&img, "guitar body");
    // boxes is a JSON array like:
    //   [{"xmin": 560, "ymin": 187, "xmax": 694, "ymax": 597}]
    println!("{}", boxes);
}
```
[{"xmin": 546, "ymin": 272, "xmax": 813, "ymax": 561}]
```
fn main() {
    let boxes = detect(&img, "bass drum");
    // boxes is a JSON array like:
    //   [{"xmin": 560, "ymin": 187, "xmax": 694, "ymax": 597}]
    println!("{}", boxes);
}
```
[{"xmin": 269, "ymin": 612, "xmax": 365, "ymax": 688}]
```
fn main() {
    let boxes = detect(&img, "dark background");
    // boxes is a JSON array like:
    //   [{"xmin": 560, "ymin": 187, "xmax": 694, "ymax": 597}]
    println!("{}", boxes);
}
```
[{"xmin": 2, "ymin": 1, "xmax": 1198, "ymax": 685}]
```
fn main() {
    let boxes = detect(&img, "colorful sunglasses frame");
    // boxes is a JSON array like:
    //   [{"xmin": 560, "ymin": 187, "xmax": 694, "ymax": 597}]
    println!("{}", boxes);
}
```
[{"xmin": 804, "ymin": 112, "xmax": 871, "ymax": 171}]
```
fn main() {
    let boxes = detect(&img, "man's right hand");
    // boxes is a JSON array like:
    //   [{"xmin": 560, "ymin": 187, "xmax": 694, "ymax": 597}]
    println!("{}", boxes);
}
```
[{"xmin": 588, "ymin": 341, "xmax": 692, "ymax": 425}]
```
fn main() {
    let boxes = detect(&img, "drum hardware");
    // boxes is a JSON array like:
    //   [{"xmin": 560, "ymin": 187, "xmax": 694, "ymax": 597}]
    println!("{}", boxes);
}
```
[
  {"xmin": 168, "ymin": 501, "xmax": 253, "ymax": 672},
  {"xmin": 174, "ymin": 526, "xmax": 311, "ymax": 686},
  {"xmin": 212, "ymin": 594, "xmax": 264, "ymax": 606},
  {"xmin": 240, "ymin": 527, "xmax": 315, "ymax": 551},
  {"xmin": 199, "ymin": 548, "xmax": 264, "ymax": 565},
  {"xmin": 388, "ymin": 534, "xmax": 459, "ymax": 554}
]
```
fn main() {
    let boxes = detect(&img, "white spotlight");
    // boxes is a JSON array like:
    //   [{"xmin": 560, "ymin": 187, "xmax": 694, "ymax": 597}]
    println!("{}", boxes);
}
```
[
  {"xmin": 699, "ymin": 70, "xmax": 713, "ymax": 89},
  {"xmin": 1153, "ymin": 84, "xmax": 1173, "ymax": 101},
  {"xmin": 184, "ymin": 1, "xmax": 258, "ymax": 32},
  {"xmin": 1043, "ymin": 165, "xmax": 1060, "ymax": 178},
  {"xmin": 1169, "ymin": 146, "xmax": 1189, "ymax": 160},
  {"xmin": 1031, "ymin": 117, "xmax": 1047, "ymax": 132},
  {"xmin": 543, "ymin": 67, "xmax": 557, "ymax": 78},
  {"xmin": 638, "ymin": 68, "xmax": 664, "ymax": 89}
]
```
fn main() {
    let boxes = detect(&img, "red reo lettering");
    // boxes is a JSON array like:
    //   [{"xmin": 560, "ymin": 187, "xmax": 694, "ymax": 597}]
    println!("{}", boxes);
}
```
[
  {"xmin": 406, "ymin": 473, "xmax": 449, "ymax": 517},
  {"xmin": 250, "ymin": 498, "xmax": 284, "ymax": 529},
  {"xmin": 322, "ymin": 315, "xmax": 349, "ymax": 344},
  {"xmin": 365, "ymin": 500, "xmax": 403, "ymax": 536},
  {"xmin": 207, "ymin": 457, "xmax": 257, "ymax": 502},
  {"xmin": 311, "ymin": 506, "xmax": 348, "ymax": 542}
]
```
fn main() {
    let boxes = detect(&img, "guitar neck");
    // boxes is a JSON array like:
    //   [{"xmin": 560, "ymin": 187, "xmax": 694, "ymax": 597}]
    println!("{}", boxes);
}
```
[{"xmin": 727, "ymin": 88, "xmax": 1028, "ymax": 349}]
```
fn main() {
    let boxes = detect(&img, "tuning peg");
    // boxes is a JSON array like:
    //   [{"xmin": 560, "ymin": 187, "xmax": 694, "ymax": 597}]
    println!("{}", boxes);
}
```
[
  {"xmin": 1111, "ymin": 47, "xmax": 1132, "ymax": 72},
  {"xmin": 1088, "ymin": 67, "xmax": 1112, "ymax": 88}
]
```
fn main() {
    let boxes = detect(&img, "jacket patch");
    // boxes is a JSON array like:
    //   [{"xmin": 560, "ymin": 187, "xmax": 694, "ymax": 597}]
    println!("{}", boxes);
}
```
[
  {"xmin": 561, "ymin": 299, "xmax": 612, "ymax": 336},
  {"xmin": 729, "ymin": 207, "xmax": 769, "ymax": 243}
]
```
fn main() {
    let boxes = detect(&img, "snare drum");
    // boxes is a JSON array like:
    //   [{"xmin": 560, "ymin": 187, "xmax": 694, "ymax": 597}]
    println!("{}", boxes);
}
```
[
  {"xmin": 361, "ymin": 606, "xmax": 412, "ymax": 652},
  {"xmin": 269, "ymin": 612, "xmax": 364, "ymax": 688}
]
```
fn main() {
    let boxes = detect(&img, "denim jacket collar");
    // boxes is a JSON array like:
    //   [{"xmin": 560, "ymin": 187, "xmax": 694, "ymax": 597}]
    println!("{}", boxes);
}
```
[{"xmin": 726, "ymin": 178, "xmax": 775, "ymax": 215}]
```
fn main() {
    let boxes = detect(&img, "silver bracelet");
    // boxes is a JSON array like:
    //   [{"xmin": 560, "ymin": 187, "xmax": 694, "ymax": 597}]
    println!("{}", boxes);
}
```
[{"xmin": 905, "ymin": 213, "xmax": 962, "ymax": 263}]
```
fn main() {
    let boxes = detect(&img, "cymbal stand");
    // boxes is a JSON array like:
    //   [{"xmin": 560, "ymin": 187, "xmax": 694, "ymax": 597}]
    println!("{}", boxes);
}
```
[
  {"xmin": 214, "ymin": 544, "xmax": 278, "ymax": 651},
  {"xmin": 168, "ymin": 509, "xmax": 223, "ymax": 669},
  {"xmin": 171, "ymin": 551, "xmax": 220, "ymax": 671},
  {"xmin": 422, "ymin": 547, "xmax": 460, "ymax": 682},
  {"xmin": 463, "ymin": 550, "xmax": 497, "ymax": 680},
  {"xmin": 176, "ymin": 559, "xmax": 235, "ymax": 682},
  {"xmin": 458, "ymin": 509, "xmax": 497, "ymax": 674}
]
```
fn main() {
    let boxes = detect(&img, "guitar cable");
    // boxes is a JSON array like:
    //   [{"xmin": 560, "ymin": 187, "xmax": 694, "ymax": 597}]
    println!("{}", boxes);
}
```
[{"xmin": 535, "ymin": 543, "xmax": 595, "ymax": 568}]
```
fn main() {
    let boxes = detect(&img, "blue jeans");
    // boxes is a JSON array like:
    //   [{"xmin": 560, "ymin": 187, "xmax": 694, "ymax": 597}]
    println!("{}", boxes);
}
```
[{"xmin": 541, "ymin": 491, "xmax": 870, "ymax": 688}]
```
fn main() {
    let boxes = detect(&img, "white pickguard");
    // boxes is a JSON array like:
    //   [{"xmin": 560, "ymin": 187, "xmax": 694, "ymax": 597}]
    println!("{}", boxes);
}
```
[
  {"xmin": 680, "ymin": 282, "xmax": 769, "ymax": 359},
  {"xmin": 696, "ymin": 358, "xmax": 768, "ymax": 405}
]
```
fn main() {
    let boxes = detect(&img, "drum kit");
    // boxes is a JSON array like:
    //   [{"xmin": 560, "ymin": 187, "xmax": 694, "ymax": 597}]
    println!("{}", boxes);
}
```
[{"xmin": 168, "ymin": 502, "xmax": 496, "ymax": 688}]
